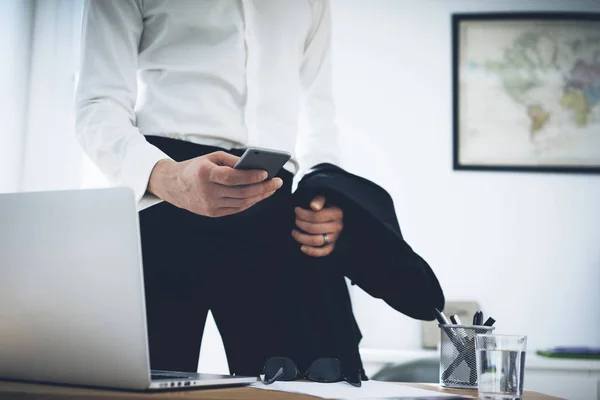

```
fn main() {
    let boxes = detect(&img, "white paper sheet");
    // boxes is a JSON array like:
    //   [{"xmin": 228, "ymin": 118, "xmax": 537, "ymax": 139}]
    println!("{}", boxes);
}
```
[{"xmin": 250, "ymin": 380, "xmax": 468, "ymax": 399}]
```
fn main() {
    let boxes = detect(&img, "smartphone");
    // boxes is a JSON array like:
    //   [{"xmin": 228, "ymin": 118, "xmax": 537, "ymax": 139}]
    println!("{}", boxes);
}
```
[{"xmin": 233, "ymin": 147, "xmax": 292, "ymax": 179}]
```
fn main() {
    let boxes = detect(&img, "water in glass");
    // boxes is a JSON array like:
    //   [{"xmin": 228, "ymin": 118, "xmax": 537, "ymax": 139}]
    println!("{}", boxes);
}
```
[{"xmin": 477, "ymin": 349, "xmax": 525, "ymax": 400}]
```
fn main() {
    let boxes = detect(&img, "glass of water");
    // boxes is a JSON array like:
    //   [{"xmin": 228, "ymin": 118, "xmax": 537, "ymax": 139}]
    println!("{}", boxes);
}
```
[{"xmin": 475, "ymin": 335, "xmax": 527, "ymax": 400}]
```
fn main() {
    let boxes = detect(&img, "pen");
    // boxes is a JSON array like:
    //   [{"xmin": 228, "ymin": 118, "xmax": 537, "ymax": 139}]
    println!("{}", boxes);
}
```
[
  {"xmin": 434, "ymin": 308, "xmax": 466, "ymax": 349},
  {"xmin": 483, "ymin": 317, "xmax": 496, "ymax": 327},
  {"xmin": 477, "ymin": 312, "xmax": 484, "ymax": 325},
  {"xmin": 450, "ymin": 315, "xmax": 462, "ymax": 325},
  {"xmin": 433, "ymin": 308, "xmax": 451, "ymax": 325},
  {"xmin": 472, "ymin": 312, "xmax": 479, "ymax": 325}
]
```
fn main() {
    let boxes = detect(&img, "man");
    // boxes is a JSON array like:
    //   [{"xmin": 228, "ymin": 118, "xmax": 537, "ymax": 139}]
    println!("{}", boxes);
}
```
[{"xmin": 75, "ymin": 0, "xmax": 344, "ymax": 376}]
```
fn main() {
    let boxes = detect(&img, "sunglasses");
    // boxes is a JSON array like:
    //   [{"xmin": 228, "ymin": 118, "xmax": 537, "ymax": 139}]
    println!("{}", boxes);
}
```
[{"xmin": 262, "ymin": 357, "xmax": 362, "ymax": 387}]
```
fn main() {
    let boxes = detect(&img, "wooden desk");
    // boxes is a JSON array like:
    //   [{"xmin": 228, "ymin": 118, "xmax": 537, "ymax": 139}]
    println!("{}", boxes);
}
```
[{"xmin": 0, "ymin": 380, "xmax": 564, "ymax": 399}]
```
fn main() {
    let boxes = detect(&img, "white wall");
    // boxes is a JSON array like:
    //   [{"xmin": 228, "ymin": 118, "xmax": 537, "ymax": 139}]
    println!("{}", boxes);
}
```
[
  {"xmin": 0, "ymin": 0, "xmax": 33, "ymax": 192},
  {"xmin": 21, "ymin": 0, "xmax": 85, "ymax": 191},
  {"xmin": 332, "ymin": 0, "xmax": 600, "ymax": 353}
]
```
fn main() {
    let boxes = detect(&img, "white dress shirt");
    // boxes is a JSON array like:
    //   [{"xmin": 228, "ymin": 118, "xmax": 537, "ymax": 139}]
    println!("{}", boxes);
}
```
[{"xmin": 75, "ymin": 0, "xmax": 340, "ymax": 207}]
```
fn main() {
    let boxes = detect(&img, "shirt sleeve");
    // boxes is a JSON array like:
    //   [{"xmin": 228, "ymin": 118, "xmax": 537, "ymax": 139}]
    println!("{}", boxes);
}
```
[
  {"xmin": 75, "ymin": 0, "xmax": 170, "ymax": 207},
  {"xmin": 297, "ymin": 0, "xmax": 341, "ymax": 174}
]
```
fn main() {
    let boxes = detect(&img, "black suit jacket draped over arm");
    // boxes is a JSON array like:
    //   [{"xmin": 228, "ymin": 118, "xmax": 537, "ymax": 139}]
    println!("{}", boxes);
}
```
[{"xmin": 271, "ymin": 163, "xmax": 444, "ymax": 379}]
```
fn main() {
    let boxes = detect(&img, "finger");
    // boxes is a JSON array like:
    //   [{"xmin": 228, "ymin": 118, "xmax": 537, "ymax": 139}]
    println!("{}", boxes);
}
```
[
  {"xmin": 295, "ymin": 218, "xmax": 343, "ymax": 235},
  {"xmin": 301, "ymin": 243, "xmax": 335, "ymax": 257},
  {"xmin": 310, "ymin": 195, "xmax": 326, "ymax": 211},
  {"xmin": 218, "ymin": 178, "xmax": 283, "ymax": 199},
  {"xmin": 294, "ymin": 206, "xmax": 342, "ymax": 223},
  {"xmin": 210, "ymin": 166, "xmax": 268, "ymax": 186},
  {"xmin": 207, "ymin": 151, "xmax": 241, "ymax": 167},
  {"xmin": 220, "ymin": 190, "xmax": 277, "ymax": 208},
  {"xmin": 292, "ymin": 229, "xmax": 339, "ymax": 247}
]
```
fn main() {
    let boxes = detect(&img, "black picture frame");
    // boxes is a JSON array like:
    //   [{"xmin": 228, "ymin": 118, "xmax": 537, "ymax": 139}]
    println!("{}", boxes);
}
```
[{"xmin": 452, "ymin": 12, "xmax": 600, "ymax": 174}]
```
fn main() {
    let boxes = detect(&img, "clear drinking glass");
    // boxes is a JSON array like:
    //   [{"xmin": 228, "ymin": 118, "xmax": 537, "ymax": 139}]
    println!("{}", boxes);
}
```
[{"xmin": 475, "ymin": 335, "xmax": 527, "ymax": 400}]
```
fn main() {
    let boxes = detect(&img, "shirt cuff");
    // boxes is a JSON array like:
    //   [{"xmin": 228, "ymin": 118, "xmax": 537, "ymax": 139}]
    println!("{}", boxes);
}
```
[{"xmin": 119, "ymin": 138, "xmax": 172, "ymax": 210}]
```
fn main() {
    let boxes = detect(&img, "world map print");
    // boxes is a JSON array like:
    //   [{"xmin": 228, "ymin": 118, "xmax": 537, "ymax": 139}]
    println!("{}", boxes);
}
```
[{"xmin": 458, "ymin": 19, "xmax": 600, "ymax": 168}]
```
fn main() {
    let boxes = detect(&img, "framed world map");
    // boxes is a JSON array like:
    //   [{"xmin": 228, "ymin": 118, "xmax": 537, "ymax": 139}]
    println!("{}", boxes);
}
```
[{"xmin": 452, "ymin": 12, "xmax": 600, "ymax": 173}]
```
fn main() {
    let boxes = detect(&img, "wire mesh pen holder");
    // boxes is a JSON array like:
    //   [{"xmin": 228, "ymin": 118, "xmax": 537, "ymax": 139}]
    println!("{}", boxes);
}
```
[{"xmin": 439, "ymin": 324, "xmax": 495, "ymax": 389}]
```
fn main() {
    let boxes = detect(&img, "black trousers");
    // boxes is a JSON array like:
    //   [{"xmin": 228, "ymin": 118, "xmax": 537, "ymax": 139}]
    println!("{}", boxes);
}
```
[{"xmin": 139, "ymin": 136, "xmax": 295, "ymax": 376}]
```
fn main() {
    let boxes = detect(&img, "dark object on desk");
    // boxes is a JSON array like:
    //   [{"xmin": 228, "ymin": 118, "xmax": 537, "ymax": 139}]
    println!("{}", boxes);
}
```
[
  {"xmin": 262, "ymin": 357, "xmax": 361, "ymax": 387},
  {"xmin": 483, "ymin": 317, "xmax": 496, "ymax": 327},
  {"xmin": 537, "ymin": 347, "xmax": 600, "ymax": 360},
  {"xmin": 274, "ymin": 163, "xmax": 445, "ymax": 381}
]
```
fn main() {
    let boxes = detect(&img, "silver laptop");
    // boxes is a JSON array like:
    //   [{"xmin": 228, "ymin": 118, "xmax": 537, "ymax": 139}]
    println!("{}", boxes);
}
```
[{"xmin": 0, "ymin": 188, "xmax": 256, "ymax": 390}]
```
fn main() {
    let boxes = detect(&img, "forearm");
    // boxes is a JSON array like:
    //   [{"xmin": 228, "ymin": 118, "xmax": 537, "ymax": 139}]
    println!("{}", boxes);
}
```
[{"xmin": 147, "ymin": 159, "xmax": 179, "ymax": 203}]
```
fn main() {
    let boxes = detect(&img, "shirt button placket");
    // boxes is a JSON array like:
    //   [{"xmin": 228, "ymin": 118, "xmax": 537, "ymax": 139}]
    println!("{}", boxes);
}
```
[{"xmin": 242, "ymin": 0, "xmax": 256, "ymax": 146}]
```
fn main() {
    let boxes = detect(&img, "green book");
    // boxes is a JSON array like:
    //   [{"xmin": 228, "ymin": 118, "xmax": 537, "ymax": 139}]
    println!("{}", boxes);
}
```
[{"xmin": 536, "ymin": 347, "xmax": 600, "ymax": 360}]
